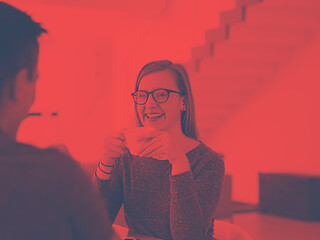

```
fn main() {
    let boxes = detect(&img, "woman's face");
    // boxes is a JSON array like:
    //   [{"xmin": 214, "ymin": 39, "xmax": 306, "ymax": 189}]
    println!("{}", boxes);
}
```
[{"xmin": 136, "ymin": 69, "xmax": 185, "ymax": 132}]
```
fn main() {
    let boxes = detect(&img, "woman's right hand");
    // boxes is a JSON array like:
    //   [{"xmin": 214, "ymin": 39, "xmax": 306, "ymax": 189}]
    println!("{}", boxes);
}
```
[{"xmin": 100, "ymin": 131, "xmax": 127, "ymax": 166}]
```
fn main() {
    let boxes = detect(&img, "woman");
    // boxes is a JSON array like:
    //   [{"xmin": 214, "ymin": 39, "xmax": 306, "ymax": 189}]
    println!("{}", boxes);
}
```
[{"xmin": 94, "ymin": 60, "xmax": 225, "ymax": 240}]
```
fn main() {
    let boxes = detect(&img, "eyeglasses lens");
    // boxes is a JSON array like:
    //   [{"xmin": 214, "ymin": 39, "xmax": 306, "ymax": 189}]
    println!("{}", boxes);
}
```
[
  {"xmin": 133, "ymin": 92, "xmax": 147, "ymax": 104},
  {"xmin": 153, "ymin": 89, "xmax": 168, "ymax": 103}
]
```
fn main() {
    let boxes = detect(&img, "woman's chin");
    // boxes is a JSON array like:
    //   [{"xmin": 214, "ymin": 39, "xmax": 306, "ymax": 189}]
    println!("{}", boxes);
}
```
[{"xmin": 143, "ymin": 120, "xmax": 165, "ymax": 131}]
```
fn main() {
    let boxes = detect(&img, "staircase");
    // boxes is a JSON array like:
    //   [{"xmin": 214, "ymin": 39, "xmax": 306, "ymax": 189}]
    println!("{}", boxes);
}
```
[
  {"xmin": 13, "ymin": 0, "xmax": 320, "ymax": 151},
  {"xmin": 184, "ymin": 0, "xmax": 320, "ymax": 140}
]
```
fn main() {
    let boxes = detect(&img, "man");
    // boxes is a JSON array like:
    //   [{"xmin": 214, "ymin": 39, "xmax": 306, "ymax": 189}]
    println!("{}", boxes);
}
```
[{"xmin": 0, "ymin": 2, "xmax": 119, "ymax": 239}]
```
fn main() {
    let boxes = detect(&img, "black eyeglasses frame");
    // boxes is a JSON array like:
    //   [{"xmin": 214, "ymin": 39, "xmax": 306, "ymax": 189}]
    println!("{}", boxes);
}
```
[{"xmin": 131, "ymin": 88, "xmax": 184, "ymax": 105}]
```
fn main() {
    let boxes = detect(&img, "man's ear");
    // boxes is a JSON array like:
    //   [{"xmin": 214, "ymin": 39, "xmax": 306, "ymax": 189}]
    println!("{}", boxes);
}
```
[{"xmin": 9, "ymin": 68, "xmax": 28, "ymax": 101}]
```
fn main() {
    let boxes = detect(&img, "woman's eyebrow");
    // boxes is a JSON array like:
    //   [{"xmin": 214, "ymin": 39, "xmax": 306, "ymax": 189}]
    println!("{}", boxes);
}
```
[{"xmin": 138, "ymin": 88, "xmax": 158, "ymax": 92}]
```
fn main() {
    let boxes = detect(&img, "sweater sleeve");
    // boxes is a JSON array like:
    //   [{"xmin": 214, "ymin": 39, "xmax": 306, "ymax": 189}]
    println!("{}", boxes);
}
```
[
  {"xmin": 50, "ymin": 150, "xmax": 119, "ymax": 240},
  {"xmin": 94, "ymin": 157, "xmax": 124, "ymax": 224},
  {"xmin": 169, "ymin": 153, "xmax": 225, "ymax": 240}
]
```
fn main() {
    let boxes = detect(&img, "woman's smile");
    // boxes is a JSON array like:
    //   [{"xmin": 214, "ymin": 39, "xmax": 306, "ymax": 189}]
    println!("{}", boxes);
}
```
[{"xmin": 144, "ymin": 112, "xmax": 165, "ymax": 121}]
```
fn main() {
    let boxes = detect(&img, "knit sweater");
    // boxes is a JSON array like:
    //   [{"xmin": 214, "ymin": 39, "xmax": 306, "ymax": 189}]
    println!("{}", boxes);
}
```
[
  {"xmin": 95, "ymin": 142, "xmax": 225, "ymax": 240},
  {"xmin": 0, "ymin": 131, "xmax": 115, "ymax": 240}
]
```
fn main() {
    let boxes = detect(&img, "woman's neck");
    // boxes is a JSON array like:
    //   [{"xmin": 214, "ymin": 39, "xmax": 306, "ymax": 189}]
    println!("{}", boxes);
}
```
[
  {"xmin": 165, "ymin": 123, "xmax": 185, "ymax": 140},
  {"xmin": 166, "ymin": 125, "xmax": 200, "ymax": 153}
]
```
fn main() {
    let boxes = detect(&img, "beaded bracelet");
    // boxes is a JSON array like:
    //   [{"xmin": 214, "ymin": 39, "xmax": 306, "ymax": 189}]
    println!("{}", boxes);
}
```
[
  {"xmin": 94, "ymin": 169, "xmax": 100, "ymax": 179},
  {"xmin": 94, "ymin": 169, "xmax": 112, "ymax": 180},
  {"xmin": 98, "ymin": 161, "xmax": 113, "ymax": 175},
  {"xmin": 99, "ymin": 160, "xmax": 114, "ymax": 168}
]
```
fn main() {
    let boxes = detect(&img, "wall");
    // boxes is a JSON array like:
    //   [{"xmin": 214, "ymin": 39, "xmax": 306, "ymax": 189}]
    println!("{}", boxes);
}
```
[
  {"xmin": 11, "ymin": 0, "xmax": 237, "ymax": 163},
  {"xmin": 209, "ymin": 32, "xmax": 320, "ymax": 204},
  {"xmin": 11, "ymin": 2, "xmax": 118, "ymax": 162}
]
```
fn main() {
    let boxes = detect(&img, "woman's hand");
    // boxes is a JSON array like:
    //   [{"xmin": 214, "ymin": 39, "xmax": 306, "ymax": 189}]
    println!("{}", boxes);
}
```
[
  {"xmin": 96, "ymin": 132, "xmax": 126, "ymax": 180},
  {"xmin": 101, "ymin": 131, "xmax": 126, "ymax": 166},
  {"xmin": 138, "ymin": 131, "xmax": 191, "ymax": 175},
  {"xmin": 138, "ymin": 131, "xmax": 171, "ymax": 161}
]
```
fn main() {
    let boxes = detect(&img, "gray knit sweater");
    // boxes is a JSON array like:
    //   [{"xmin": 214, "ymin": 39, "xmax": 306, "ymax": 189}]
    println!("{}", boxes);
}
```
[{"xmin": 95, "ymin": 142, "xmax": 225, "ymax": 240}]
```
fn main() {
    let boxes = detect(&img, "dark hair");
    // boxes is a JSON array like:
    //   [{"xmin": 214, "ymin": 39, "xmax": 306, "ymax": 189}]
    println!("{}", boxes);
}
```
[
  {"xmin": 134, "ymin": 60, "xmax": 199, "ymax": 140},
  {"xmin": 0, "ymin": 2, "xmax": 47, "ymax": 94}
]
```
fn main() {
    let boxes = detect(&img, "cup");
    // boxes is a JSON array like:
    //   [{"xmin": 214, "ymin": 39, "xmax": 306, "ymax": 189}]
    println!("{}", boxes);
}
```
[{"xmin": 123, "ymin": 127, "xmax": 155, "ymax": 155}]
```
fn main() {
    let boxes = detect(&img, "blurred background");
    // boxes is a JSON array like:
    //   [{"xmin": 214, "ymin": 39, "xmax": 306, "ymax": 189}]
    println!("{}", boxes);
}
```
[{"xmin": 6, "ymin": 0, "xmax": 320, "ymax": 239}]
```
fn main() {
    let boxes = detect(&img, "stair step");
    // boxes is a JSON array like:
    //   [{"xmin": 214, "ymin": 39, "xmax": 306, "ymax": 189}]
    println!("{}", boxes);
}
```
[
  {"xmin": 229, "ymin": 24, "xmax": 314, "ymax": 46},
  {"xmin": 205, "ymin": 26, "xmax": 228, "ymax": 43},
  {"xmin": 191, "ymin": 43, "xmax": 214, "ymax": 60},
  {"xmin": 213, "ymin": 42, "xmax": 295, "ymax": 62},
  {"xmin": 220, "ymin": 7, "xmax": 245, "ymax": 26},
  {"xmin": 263, "ymin": 0, "xmax": 320, "ymax": 8},
  {"xmin": 183, "ymin": 61, "xmax": 200, "ymax": 73},
  {"xmin": 246, "ymin": 5, "xmax": 320, "ymax": 28},
  {"xmin": 195, "ymin": 58, "xmax": 278, "ymax": 78}
]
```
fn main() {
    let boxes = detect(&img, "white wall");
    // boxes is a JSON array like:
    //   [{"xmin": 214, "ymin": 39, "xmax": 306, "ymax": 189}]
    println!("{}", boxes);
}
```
[{"xmin": 209, "ymin": 32, "xmax": 320, "ymax": 203}]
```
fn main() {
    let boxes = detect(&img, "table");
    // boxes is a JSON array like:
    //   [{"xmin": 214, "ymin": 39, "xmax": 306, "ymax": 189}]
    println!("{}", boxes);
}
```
[
  {"xmin": 113, "ymin": 224, "xmax": 162, "ymax": 240},
  {"xmin": 124, "ymin": 236, "xmax": 162, "ymax": 240}
]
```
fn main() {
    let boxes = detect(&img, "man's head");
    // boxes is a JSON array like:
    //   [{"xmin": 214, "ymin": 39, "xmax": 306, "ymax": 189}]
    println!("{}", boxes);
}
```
[{"xmin": 0, "ymin": 2, "xmax": 47, "ymax": 136}]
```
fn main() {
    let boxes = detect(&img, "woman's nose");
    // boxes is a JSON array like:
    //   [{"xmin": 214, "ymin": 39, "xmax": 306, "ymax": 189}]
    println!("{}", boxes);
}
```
[{"xmin": 145, "ymin": 94, "xmax": 158, "ymax": 107}]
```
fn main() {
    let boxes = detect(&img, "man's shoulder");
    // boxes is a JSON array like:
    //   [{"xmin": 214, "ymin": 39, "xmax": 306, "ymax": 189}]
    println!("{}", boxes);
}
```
[
  {"xmin": 0, "ymin": 141, "xmax": 89, "ymax": 197},
  {"xmin": 0, "ymin": 141, "xmax": 77, "ymax": 170}
]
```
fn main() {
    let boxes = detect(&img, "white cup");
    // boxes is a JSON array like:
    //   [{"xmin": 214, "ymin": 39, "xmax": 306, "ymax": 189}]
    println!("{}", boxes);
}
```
[{"xmin": 123, "ymin": 127, "xmax": 155, "ymax": 155}]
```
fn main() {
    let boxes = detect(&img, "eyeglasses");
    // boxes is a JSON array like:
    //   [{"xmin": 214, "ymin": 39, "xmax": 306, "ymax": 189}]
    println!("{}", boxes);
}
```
[{"xmin": 131, "ymin": 88, "xmax": 184, "ymax": 105}]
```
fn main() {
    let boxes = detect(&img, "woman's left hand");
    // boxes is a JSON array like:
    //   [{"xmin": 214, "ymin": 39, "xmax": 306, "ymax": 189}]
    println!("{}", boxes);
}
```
[{"xmin": 138, "ymin": 131, "xmax": 184, "ymax": 164}]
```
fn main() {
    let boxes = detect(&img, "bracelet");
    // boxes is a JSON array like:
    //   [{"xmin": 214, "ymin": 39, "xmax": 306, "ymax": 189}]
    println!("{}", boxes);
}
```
[
  {"xmin": 98, "ymin": 161, "xmax": 113, "ymax": 175},
  {"xmin": 94, "ymin": 169, "xmax": 112, "ymax": 179},
  {"xmin": 99, "ymin": 159, "xmax": 114, "ymax": 168},
  {"xmin": 94, "ymin": 170, "xmax": 99, "ymax": 179}
]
